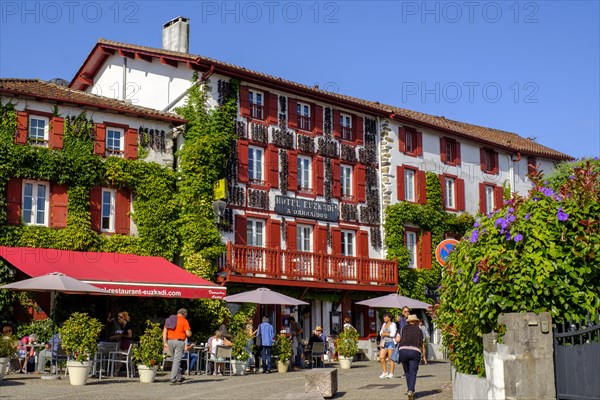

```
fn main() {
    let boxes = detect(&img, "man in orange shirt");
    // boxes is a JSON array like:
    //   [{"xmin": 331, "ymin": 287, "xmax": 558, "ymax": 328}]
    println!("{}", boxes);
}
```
[{"xmin": 163, "ymin": 308, "xmax": 192, "ymax": 385}]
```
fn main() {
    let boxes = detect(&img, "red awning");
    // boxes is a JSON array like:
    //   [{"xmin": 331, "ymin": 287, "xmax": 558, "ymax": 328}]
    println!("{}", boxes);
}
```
[{"xmin": 0, "ymin": 246, "xmax": 226, "ymax": 299}]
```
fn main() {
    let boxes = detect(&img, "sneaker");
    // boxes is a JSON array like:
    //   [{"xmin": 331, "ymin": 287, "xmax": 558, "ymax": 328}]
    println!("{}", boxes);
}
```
[
  {"xmin": 170, "ymin": 380, "xmax": 181, "ymax": 385},
  {"xmin": 407, "ymin": 391, "xmax": 414, "ymax": 400},
  {"xmin": 178, "ymin": 377, "xmax": 186, "ymax": 383},
  {"xmin": 212, "ymin": 372, "xmax": 217, "ymax": 376},
  {"xmin": 379, "ymin": 372, "xmax": 388, "ymax": 379},
  {"xmin": 386, "ymin": 372, "xmax": 394, "ymax": 378}
]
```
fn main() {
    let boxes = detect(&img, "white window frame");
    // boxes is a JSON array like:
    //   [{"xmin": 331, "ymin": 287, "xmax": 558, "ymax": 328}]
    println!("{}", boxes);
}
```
[
  {"xmin": 445, "ymin": 177, "xmax": 456, "ymax": 209},
  {"xmin": 445, "ymin": 140, "xmax": 455, "ymax": 163},
  {"xmin": 341, "ymin": 164, "xmax": 352, "ymax": 198},
  {"xmin": 485, "ymin": 185, "xmax": 495, "ymax": 214},
  {"xmin": 297, "ymin": 102, "xmax": 311, "ymax": 131},
  {"xmin": 405, "ymin": 130, "xmax": 416, "ymax": 153},
  {"xmin": 340, "ymin": 113, "xmax": 352, "ymax": 140},
  {"xmin": 106, "ymin": 127, "xmax": 124, "ymax": 156},
  {"xmin": 28, "ymin": 115, "xmax": 49, "ymax": 146},
  {"xmin": 22, "ymin": 180, "xmax": 49, "ymax": 226},
  {"xmin": 298, "ymin": 156, "xmax": 312, "ymax": 191},
  {"xmin": 296, "ymin": 224, "xmax": 313, "ymax": 252},
  {"xmin": 249, "ymin": 90, "xmax": 264, "ymax": 119},
  {"xmin": 406, "ymin": 231, "xmax": 417, "ymax": 268},
  {"xmin": 248, "ymin": 146, "xmax": 264, "ymax": 183},
  {"xmin": 404, "ymin": 168, "xmax": 415, "ymax": 202},
  {"xmin": 101, "ymin": 188, "xmax": 116, "ymax": 232},
  {"xmin": 341, "ymin": 230, "xmax": 355, "ymax": 256},
  {"xmin": 246, "ymin": 218, "xmax": 265, "ymax": 247}
]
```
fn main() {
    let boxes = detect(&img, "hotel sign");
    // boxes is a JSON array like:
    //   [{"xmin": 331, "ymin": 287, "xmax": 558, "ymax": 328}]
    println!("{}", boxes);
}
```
[{"xmin": 275, "ymin": 196, "xmax": 338, "ymax": 222}]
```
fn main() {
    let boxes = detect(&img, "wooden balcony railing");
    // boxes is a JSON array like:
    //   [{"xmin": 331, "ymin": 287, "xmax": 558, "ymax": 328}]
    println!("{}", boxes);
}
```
[
  {"xmin": 218, "ymin": 242, "xmax": 397, "ymax": 286},
  {"xmin": 297, "ymin": 115, "xmax": 311, "ymax": 131},
  {"xmin": 250, "ymin": 104, "xmax": 264, "ymax": 120}
]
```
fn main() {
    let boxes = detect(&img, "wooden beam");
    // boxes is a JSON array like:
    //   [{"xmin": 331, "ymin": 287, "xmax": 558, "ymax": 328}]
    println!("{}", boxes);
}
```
[
  {"xmin": 136, "ymin": 53, "xmax": 153, "ymax": 63},
  {"xmin": 118, "ymin": 49, "xmax": 135, "ymax": 59},
  {"xmin": 160, "ymin": 57, "xmax": 178, "ymax": 67}
]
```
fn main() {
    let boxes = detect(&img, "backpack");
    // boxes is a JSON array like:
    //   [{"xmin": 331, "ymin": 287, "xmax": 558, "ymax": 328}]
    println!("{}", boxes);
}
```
[{"xmin": 165, "ymin": 314, "xmax": 178, "ymax": 330}]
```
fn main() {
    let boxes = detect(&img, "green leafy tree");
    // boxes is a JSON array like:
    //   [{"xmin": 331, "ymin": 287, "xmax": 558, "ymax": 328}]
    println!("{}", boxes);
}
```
[
  {"xmin": 58, "ymin": 312, "xmax": 103, "ymax": 363},
  {"xmin": 132, "ymin": 320, "xmax": 164, "ymax": 368}
]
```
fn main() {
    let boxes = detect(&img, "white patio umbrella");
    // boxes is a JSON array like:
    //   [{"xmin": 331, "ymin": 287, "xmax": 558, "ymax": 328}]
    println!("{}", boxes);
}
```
[
  {"xmin": 355, "ymin": 293, "xmax": 432, "ymax": 309},
  {"xmin": 223, "ymin": 287, "xmax": 308, "ymax": 306}
]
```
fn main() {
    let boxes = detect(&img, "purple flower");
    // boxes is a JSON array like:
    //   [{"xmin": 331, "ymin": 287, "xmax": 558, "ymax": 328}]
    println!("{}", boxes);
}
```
[
  {"xmin": 473, "ymin": 270, "xmax": 479, "ymax": 283},
  {"xmin": 525, "ymin": 213, "xmax": 530, "ymax": 220},
  {"xmin": 507, "ymin": 215, "xmax": 516, "ymax": 223},
  {"xmin": 508, "ymin": 207, "xmax": 514, "ymax": 213},
  {"xmin": 533, "ymin": 197, "xmax": 540, "ymax": 202},
  {"xmin": 470, "ymin": 230, "xmax": 479, "ymax": 243},
  {"xmin": 568, "ymin": 175, "xmax": 575, "ymax": 180},
  {"xmin": 554, "ymin": 195, "xmax": 563, "ymax": 201},
  {"xmin": 541, "ymin": 187, "xmax": 555, "ymax": 197},
  {"xmin": 513, "ymin": 233, "xmax": 523, "ymax": 242},
  {"xmin": 474, "ymin": 221, "xmax": 480, "ymax": 228},
  {"xmin": 505, "ymin": 233, "xmax": 512, "ymax": 240},
  {"xmin": 557, "ymin": 207, "xmax": 569, "ymax": 221}
]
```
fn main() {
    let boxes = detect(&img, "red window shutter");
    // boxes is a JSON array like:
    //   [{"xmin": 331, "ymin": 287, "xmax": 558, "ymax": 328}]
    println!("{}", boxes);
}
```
[
  {"xmin": 267, "ymin": 219, "xmax": 281, "ymax": 248},
  {"xmin": 354, "ymin": 116, "xmax": 364, "ymax": 144},
  {"xmin": 357, "ymin": 230, "xmax": 369, "ymax": 258},
  {"xmin": 16, "ymin": 111, "xmax": 28, "ymax": 144},
  {"xmin": 417, "ymin": 170, "xmax": 427, "ymax": 204},
  {"xmin": 316, "ymin": 225, "xmax": 328, "ymax": 254},
  {"xmin": 124, "ymin": 127, "xmax": 138, "ymax": 160},
  {"xmin": 90, "ymin": 186, "xmax": 102, "ymax": 232},
  {"xmin": 354, "ymin": 164, "xmax": 366, "ymax": 202},
  {"xmin": 312, "ymin": 105, "xmax": 323, "ymax": 135},
  {"xmin": 115, "ymin": 189, "xmax": 131, "ymax": 235},
  {"xmin": 455, "ymin": 142, "xmax": 461, "ymax": 164},
  {"xmin": 331, "ymin": 227, "xmax": 341, "ymax": 255},
  {"xmin": 314, "ymin": 156, "xmax": 324, "ymax": 196},
  {"xmin": 288, "ymin": 98, "xmax": 297, "ymax": 129},
  {"xmin": 416, "ymin": 131, "xmax": 423, "ymax": 156},
  {"xmin": 494, "ymin": 186, "xmax": 504, "ymax": 210},
  {"xmin": 478, "ymin": 183, "xmax": 486, "ymax": 214},
  {"xmin": 50, "ymin": 116, "xmax": 64, "ymax": 150},
  {"xmin": 398, "ymin": 127, "xmax": 406, "ymax": 152},
  {"xmin": 527, "ymin": 156, "xmax": 537, "ymax": 176},
  {"xmin": 332, "ymin": 110, "xmax": 341, "ymax": 139},
  {"xmin": 397, "ymin": 166, "xmax": 405, "ymax": 201},
  {"xmin": 267, "ymin": 93, "xmax": 278, "ymax": 124},
  {"xmin": 50, "ymin": 183, "xmax": 68, "ymax": 228},
  {"xmin": 493, "ymin": 152, "xmax": 499, "ymax": 175},
  {"xmin": 332, "ymin": 159, "xmax": 341, "ymax": 198},
  {"xmin": 235, "ymin": 214, "xmax": 247, "ymax": 245},
  {"xmin": 288, "ymin": 150, "xmax": 298, "ymax": 192},
  {"xmin": 456, "ymin": 178, "xmax": 465, "ymax": 211},
  {"xmin": 419, "ymin": 231, "xmax": 432, "ymax": 269},
  {"xmin": 286, "ymin": 221, "xmax": 297, "ymax": 251},
  {"xmin": 439, "ymin": 137, "xmax": 447, "ymax": 163},
  {"xmin": 6, "ymin": 178, "xmax": 22, "ymax": 225},
  {"xmin": 94, "ymin": 124, "xmax": 106, "ymax": 156},
  {"xmin": 480, "ymin": 148, "xmax": 486, "ymax": 171},
  {"xmin": 268, "ymin": 146, "xmax": 279, "ymax": 189},
  {"xmin": 238, "ymin": 139, "xmax": 249, "ymax": 183},
  {"xmin": 438, "ymin": 175, "xmax": 446, "ymax": 207},
  {"xmin": 240, "ymin": 86, "xmax": 250, "ymax": 117}
]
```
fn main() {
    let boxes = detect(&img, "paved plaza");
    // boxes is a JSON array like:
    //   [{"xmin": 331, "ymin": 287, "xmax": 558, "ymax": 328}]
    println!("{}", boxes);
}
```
[{"xmin": 0, "ymin": 360, "xmax": 453, "ymax": 399}]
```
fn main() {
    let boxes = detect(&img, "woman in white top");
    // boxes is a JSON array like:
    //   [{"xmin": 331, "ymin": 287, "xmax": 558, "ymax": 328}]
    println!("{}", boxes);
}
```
[
  {"xmin": 378, "ymin": 312, "xmax": 397, "ymax": 379},
  {"xmin": 209, "ymin": 331, "xmax": 232, "ymax": 375}
]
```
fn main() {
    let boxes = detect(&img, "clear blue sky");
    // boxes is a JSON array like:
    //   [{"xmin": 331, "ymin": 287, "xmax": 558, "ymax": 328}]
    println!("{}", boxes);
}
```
[{"xmin": 1, "ymin": 1, "xmax": 598, "ymax": 159}]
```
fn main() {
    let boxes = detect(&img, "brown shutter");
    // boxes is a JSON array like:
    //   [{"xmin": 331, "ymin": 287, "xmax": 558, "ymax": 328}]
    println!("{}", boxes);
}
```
[
  {"xmin": 50, "ymin": 116, "xmax": 64, "ymax": 150},
  {"xmin": 494, "ymin": 186, "xmax": 504, "ymax": 210},
  {"xmin": 235, "ymin": 214, "xmax": 247, "ymax": 245},
  {"xmin": 16, "ymin": 111, "xmax": 28, "ymax": 144},
  {"xmin": 90, "ymin": 186, "xmax": 102, "ymax": 231},
  {"xmin": 439, "ymin": 175, "xmax": 446, "ymax": 208},
  {"xmin": 238, "ymin": 139, "xmax": 249, "ymax": 183},
  {"xmin": 397, "ymin": 166, "xmax": 405, "ymax": 201},
  {"xmin": 357, "ymin": 230, "xmax": 369, "ymax": 258},
  {"xmin": 268, "ymin": 145, "xmax": 279, "ymax": 189},
  {"xmin": 480, "ymin": 148, "xmax": 486, "ymax": 171},
  {"xmin": 315, "ymin": 225, "xmax": 328, "ymax": 254},
  {"xmin": 332, "ymin": 159, "xmax": 341, "ymax": 198},
  {"xmin": 455, "ymin": 142, "xmax": 461, "ymax": 164},
  {"xmin": 267, "ymin": 93, "xmax": 278, "ymax": 124},
  {"xmin": 288, "ymin": 98, "xmax": 297, "ymax": 129},
  {"xmin": 314, "ymin": 156, "xmax": 324, "ymax": 196},
  {"xmin": 331, "ymin": 227, "xmax": 342, "ymax": 255},
  {"xmin": 440, "ymin": 137, "xmax": 447, "ymax": 163},
  {"xmin": 332, "ymin": 110, "xmax": 341, "ymax": 139},
  {"xmin": 240, "ymin": 86, "xmax": 250, "ymax": 117},
  {"xmin": 479, "ymin": 183, "xmax": 486, "ymax": 214},
  {"xmin": 286, "ymin": 221, "xmax": 297, "ymax": 251},
  {"xmin": 355, "ymin": 164, "xmax": 366, "ymax": 202},
  {"xmin": 267, "ymin": 219, "xmax": 281, "ymax": 248},
  {"xmin": 419, "ymin": 231, "xmax": 432, "ymax": 269},
  {"xmin": 417, "ymin": 170, "xmax": 427, "ymax": 204},
  {"xmin": 50, "ymin": 183, "xmax": 68, "ymax": 228},
  {"xmin": 124, "ymin": 127, "xmax": 138, "ymax": 160},
  {"xmin": 398, "ymin": 127, "xmax": 406, "ymax": 153},
  {"xmin": 115, "ymin": 189, "xmax": 131, "ymax": 234},
  {"xmin": 456, "ymin": 178, "xmax": 465, "ymax": 211},
  {"xmin": 94, "ymin": 123, "xmax": 106, "ymax": 156},
  {"xmin": 6, "ymin": 178, "xmax": 22, "ymax": 225},
  {"xmin": 354, "ymin": 116, "xmax": 364, "ymax": 144},
  {"xmin": 527, "ymin": 156, "xmax": 537, "ymax": 176},
  {"xmin": 416, "ymin": 131, "xmax": 423, "ymax": 156},
  {"xmin": 312, "ymin": 105, "xmax": 323, "ymax": 135},
  {"xmin": 493, "ymin": 152, "xmax": 499, "ymax": 175},
  {"xmin": 288, "ymin": 150, "xmax": 298, "ymax": 192}
]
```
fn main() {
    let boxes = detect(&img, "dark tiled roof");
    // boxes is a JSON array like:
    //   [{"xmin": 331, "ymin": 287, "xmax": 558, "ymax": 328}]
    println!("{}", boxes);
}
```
[
  {"xmin": 89, "ymin": 40, "xmax": 570, "ymax": 160},
  {"xmin": 0, "ymin": 78, "xmax": 186, "ymax": 123}
]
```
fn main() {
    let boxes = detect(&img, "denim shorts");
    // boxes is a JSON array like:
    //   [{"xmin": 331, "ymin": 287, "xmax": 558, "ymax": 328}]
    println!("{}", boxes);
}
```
[{"xmin": 384, "ymin": 341, "xmax": 395, "ymax": 349}]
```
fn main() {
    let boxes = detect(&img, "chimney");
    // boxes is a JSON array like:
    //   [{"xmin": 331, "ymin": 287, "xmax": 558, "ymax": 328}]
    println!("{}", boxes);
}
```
[{"xmin": 162, "ymin": 17, "xmax": 189, "ymax": 53}]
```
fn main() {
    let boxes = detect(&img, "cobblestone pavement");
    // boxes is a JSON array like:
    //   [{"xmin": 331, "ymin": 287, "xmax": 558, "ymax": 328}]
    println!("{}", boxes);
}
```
[{"xmin": 0, "ymin": 360, "xmax": 453, "ymax": 400}]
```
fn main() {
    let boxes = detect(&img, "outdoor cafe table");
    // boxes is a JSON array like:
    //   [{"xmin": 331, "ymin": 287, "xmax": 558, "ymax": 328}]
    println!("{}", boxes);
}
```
[{"xmin": 193, "ymin": 345, "xmax": 207, "ymax": 375}]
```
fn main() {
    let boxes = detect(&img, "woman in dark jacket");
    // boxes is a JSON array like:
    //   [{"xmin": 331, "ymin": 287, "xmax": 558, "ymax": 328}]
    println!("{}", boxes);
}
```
[{"xmin": 395, "ymin": 314, "xmax": 424, "ymax": 400}]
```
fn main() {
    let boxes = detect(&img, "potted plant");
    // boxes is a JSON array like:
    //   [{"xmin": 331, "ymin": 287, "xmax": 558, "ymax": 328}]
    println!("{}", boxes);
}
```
[
  {"xmin": 132, "ymin": 320, "xmax": 163, "ymax": 383},
  {"xmin": 273, "ymin": 333, "xmax": 292, "ymax": 373},
  {"xmin": 58, "ymin": 312, "xmax": 103, "ymax": 386},
  {"xmin": 337, "ymin": 327, "xmax": 359, "ymax": 369},
  {"xmin": 0, "ymin": 335, "xmax": 18, "ymax": 381},
  {"xmin": 231, "ymin": 329, "xmax": 251, "ymax": 375}
]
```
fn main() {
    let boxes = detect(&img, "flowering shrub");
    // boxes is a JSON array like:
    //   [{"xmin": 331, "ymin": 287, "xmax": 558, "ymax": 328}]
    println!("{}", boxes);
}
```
[
  {"xmin": 132, "ymin": 320, "xmax": 164, "ymax": 368},
  {"xmin": 436, "ymin": 159, "xmax": 600, "ymax": 376}
]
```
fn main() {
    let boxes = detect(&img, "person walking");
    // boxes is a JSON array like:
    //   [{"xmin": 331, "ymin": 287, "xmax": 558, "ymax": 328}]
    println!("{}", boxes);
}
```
[
  {"xmin": 163, "ymin": 308, "xmax": 192, "ymax": 385},
  {"xmin": 395, "ymin": 314, "xmax": 425, "ymax": 400},
  {"xmin": 378, "ymin": 312, "xmax": 397, "ymax": 379},
  {"xmin": 288, "ymin": 316, "xmax": 303, "ymax": 370},
  {"xmin": 257, "ymin": 316, "xmax": 274, "ymax": 373}
]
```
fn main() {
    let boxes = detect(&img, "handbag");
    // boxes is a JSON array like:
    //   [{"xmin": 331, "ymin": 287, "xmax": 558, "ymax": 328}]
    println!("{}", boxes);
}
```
[{"xmin": 390, "ymin": 344, "xmax": 401, "ymax": 364}]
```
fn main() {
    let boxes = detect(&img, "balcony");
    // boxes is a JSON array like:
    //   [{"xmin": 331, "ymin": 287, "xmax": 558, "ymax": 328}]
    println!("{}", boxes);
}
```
[{"xmin": 217, "ymin": 242, "xmax": 398, "ymax": 292}]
